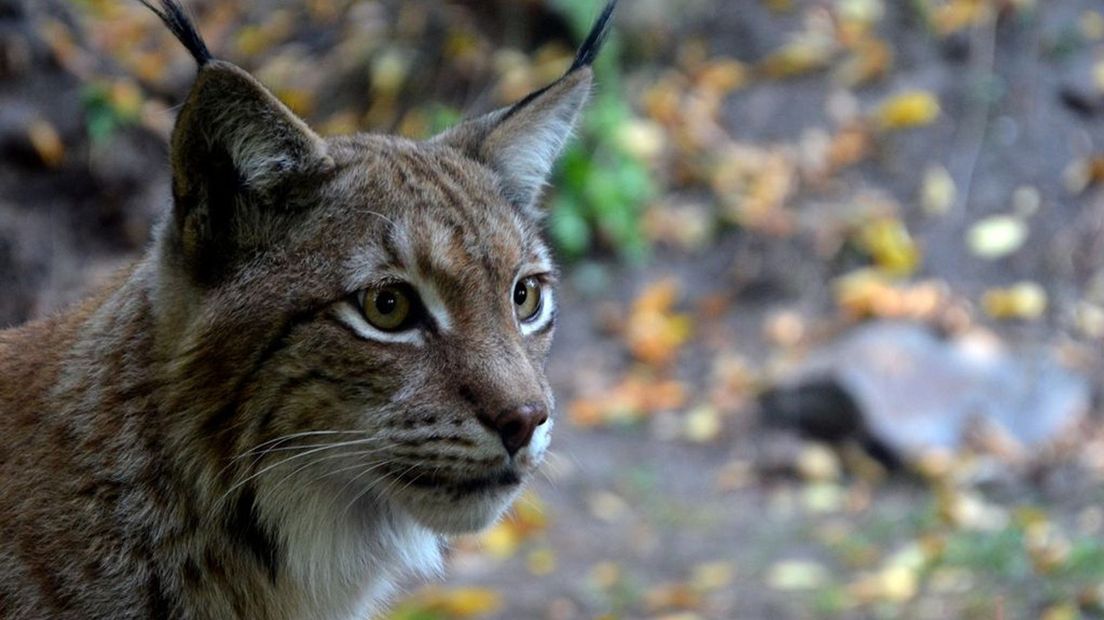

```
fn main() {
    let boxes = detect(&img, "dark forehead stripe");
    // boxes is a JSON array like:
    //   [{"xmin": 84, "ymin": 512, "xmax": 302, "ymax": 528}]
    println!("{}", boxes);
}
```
[
  {"xmin": 398, "ymin": 148, "xmax": 525, "ymax": 284},
  {"xmin": 430, "ymin": 155, "xmax": 508, "ymax": 282}
]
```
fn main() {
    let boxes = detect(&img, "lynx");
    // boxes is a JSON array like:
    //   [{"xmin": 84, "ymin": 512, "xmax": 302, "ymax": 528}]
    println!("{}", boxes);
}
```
[{"xmin": 0, "ymin": 1, "xmax": 614, "ymax": 618}]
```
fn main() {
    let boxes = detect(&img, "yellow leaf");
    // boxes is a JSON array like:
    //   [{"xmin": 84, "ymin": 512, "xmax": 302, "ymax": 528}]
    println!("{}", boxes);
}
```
[
  {"xmin": 391, "ymin": 586, "xmax": 503, "ymax": 619},
  {"xmin": 760, "ymin": 38, "xmax": 834, "ymax": 79},
  {"xmin": 372, "ymin": 50, "xmax": 410, "ymax": 96},
  {"xmin": 856, "ymin": 217, "xmax": 921, "ymax": 276},
  {"xmin": 932, "ymin": 2, "xmax": 991, "ymax": 36},
  {"xmin": 1041, "ymin": 603, "xmax": 1079, "ymax": 620},
  {"xmin": 27, "ymin": 120, "xmax": 64, "ymax": 168},
  {"xmin": 276, "ymin": 88, "xmax": 315, "ymax": 117},
  {"xmin": 696, "ymin": 58, "xmax": 749, "ymax": 94},
  {"xmin": 479, "ymin": 521, "xmax": 520, "ymax": 558},
  {"xmin": 982, "ymin": 282, "xmax": 1048, "ymax": 320},
  {"xmin": 432, "ymin": 587, "xmax": 503, "ymax": 617},
  {"xmin": 835, "ymin": 37, "xmax": 892, "ymax": 86},
  {"xmin": 874, "ymin": 90, "xmax": 941, "ymax": 131},
  {"xmin": 626, "ymin": 280, "xmax": 692, "ymax": 366},
  {"xmin": 526, "ymin": 547, "xmax": 557, "ymax": 576},
  {"xmin": 478, "ymin": 491, "xmax": 546, "ymax": 558}
]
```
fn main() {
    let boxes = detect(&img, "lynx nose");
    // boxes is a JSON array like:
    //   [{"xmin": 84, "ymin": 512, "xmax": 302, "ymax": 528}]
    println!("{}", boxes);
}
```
[{"xmin": 490, "ymin": 404, "xmax": 548, "ymax": 457}]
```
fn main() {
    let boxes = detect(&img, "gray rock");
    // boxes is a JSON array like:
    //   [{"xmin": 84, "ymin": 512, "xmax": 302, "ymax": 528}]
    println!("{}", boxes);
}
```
[{"xmin": 761, "ymin": 322, "xmax": 1092, "ymax": 463}]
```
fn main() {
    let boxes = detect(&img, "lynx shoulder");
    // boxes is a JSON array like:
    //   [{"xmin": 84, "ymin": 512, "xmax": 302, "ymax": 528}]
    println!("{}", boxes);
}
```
[{"xmin": 0, "ymin": 2, "xmax": 615, "ymax": 618}]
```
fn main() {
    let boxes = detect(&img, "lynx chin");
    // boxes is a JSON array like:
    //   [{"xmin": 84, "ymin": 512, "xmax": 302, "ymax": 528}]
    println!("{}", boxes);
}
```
[{"xmin": 0, "ymin": 1, "xmax": 616, "ymax": 618}]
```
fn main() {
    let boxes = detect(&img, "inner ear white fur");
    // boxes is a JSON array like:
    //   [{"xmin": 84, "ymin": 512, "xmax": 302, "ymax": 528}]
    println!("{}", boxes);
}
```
[{"xmin": 435, "ymin": 69, "xmax": 593, "ymax": 217}]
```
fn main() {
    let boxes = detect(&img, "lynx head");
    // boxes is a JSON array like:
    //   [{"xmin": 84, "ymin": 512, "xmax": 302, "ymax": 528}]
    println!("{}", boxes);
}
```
[{"xmin": 140, "ymin": 0, "xmax": 615, "ymax": 536}]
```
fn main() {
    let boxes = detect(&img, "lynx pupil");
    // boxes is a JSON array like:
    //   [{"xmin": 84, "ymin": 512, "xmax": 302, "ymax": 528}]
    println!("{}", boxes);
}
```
[{"xmin": 376, "ymin": 291, "xmax": 397, "ymax": 315}]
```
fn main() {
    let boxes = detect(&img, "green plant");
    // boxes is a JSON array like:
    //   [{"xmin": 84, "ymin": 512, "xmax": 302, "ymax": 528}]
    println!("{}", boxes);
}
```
[
  {"xmin": 549, "ymin": 0, "xmax": 655, "ymax": 262},
  {"xmin": 82, "ymin": 81, "xmax": 142, "ymax": 143}
]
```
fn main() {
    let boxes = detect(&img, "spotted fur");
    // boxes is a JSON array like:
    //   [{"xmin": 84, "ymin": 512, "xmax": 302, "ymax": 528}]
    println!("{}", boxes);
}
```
[{"xmin": 0, "ymin": 1, "xmax": 615, "ymax": 618}]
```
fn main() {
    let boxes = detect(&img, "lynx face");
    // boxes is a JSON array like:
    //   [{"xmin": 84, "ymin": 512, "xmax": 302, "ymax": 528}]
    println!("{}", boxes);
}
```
[
  {"xmin": 138, "ymin": 1, "xmax": 612, "ymax": 543},
  {"xmin": 217, "ymin": 135, "xmax": 562, "ymax": 535}
]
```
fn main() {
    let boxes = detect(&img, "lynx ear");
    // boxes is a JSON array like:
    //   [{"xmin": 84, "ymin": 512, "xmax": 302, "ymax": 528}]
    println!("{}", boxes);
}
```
[
  {"xmin": 436, "ymin": 0, "xmax": 615, "ymax": 218},
  {"xmin": 141, "ymin": 0, "xmax": 333, "ymax": 282},
  {"xmin": 171, "ymin": 62, "xmax": 332, "ymax": 205}
]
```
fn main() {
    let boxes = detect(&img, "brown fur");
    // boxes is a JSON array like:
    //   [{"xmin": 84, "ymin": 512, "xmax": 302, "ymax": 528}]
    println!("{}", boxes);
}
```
[{"xmin": 0, "ymin": 2, "xmax": 614, "ymax": 618}]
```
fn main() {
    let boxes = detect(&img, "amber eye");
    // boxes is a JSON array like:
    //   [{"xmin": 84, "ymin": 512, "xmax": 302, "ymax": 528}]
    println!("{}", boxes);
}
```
[
  {"xmin": 361, "ymin": 285, "xmax": 414, "ymax": 331},
  {"xmin": 513, "ymin": 276, "xmax": 542, "ymax": 322}
]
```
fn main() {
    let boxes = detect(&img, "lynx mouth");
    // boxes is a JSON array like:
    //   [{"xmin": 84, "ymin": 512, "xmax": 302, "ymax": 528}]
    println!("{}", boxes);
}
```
[{"xmin": 397, "ymin": 466, "xmax": 523, "ymax": 496}]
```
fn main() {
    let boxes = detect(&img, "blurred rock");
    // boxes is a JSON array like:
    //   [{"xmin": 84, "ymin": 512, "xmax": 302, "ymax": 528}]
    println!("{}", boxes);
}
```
[{"xmin": 760, "ymin": 322, "xmax": 1092, "ymax": 466}]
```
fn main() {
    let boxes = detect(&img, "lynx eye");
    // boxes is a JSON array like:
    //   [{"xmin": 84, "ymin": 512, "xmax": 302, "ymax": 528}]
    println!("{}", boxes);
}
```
[
  {"xmin": 513, "ymin": 276, "xmax": 543, "ymax": 322},
  {"xmin": 361, "ymin": 285, "xmax": 414, "ymax": 331}
]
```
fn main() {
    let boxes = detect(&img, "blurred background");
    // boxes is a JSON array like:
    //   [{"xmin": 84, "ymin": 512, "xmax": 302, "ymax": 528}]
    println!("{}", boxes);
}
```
[{"xmin": 3, "ymin": 0, "xmax": 1104, "ymax": 617}]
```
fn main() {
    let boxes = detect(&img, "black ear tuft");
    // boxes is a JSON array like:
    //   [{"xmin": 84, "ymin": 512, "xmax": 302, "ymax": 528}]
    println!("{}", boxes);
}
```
[
  {"xmin": 568, "ymin": 0, "xmax": 617, "ymax": 73},
  {"xmin": 137, "ymin": 0, "xmax": 212, "ymax": 67}
]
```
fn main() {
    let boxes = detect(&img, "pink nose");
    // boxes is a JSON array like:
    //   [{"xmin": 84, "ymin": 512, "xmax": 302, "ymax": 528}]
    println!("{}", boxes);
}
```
[{"xmin": 489, "ymin": 403, "xmax": 548, "ymax": 456}]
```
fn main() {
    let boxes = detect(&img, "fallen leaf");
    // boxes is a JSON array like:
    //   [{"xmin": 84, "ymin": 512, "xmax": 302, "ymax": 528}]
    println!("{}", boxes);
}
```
[
  {"xmin": 982, "ymin": 282, "xmax": 1048, "ymax": 320},
  {"xmin": 589, "ymin": 561, "xmax": 622, "ymax": 590},
  {"xmin": 874, "ymin": 90, "xmax": 941, "ymax": 131},
  {"xmin": 617, "ymin": 118, "xmax": 666, "ymax": 161},
  {"xmin": 826, "ymin": 123, "xmax": 872, "ymax": 171},
  {"xmin": 921, "ymin": 164, "xmax": 956, "ymax": 216},
  {"xmin": 796, "ymin": 443, "xmax": 841, "ymax": 482},
  {"xmin": 695, "ymin": 58, "xmax": 749, "ymax": 95},
  {"xmin": 690, "ymin": 561, "xmax": 735, "ymax": 591},
  {"xmin": 526, "ymin": 547, "xmax": 557, "ymax": 576},
  {"xmin": 966, "ymin": 215, "xmax": 1027, "ymax": 259},
  {"xmin": 855, "ymin": 216, "xmax": 921, "ymax": 276},
  {"xmin": 834, "ymin": 37, "xmax": 892, "ymax": 86},
  {"xmin": 27, "ymin": 120, "xmax": 64, "ymax": 168},
  {"xmin": 626, "ymin": 280, "xmax": 693, "ymax": 366},
  {"xmin": 644, "ymin": 582, "xmax": 700, "ymax": 613},
  {"xmin": 766, "ymin": 560, "xmax": 829, "ymax": 591},
  {"xmin": 588, "ymin": 491, "xmax": 631, "ymax": 523},
  {"xmin": 1063, "ymin": 156, "xmax": 1104, "ymax": 194},
  {"xmin": 802, "ymin": 482, "xmax": 845, "ymax": 513},
  {"xmin": 391, "ymin": 586, "xmax": 503, "ymax": 618},
  {"xmin": 684, "ymin": 405, "xmax": 722, "ymax": 443},
  {"xmin": 1082, "ymin": 10, "xmax": 1104, "ymax": 41},
  {"xmin": 759, "ymin": 37, "xmax": 835, "ymax": 79}
]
